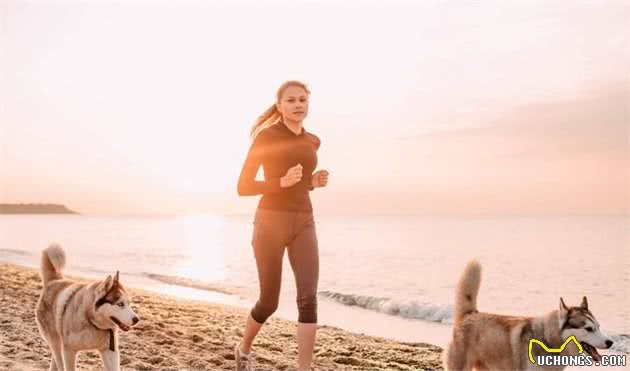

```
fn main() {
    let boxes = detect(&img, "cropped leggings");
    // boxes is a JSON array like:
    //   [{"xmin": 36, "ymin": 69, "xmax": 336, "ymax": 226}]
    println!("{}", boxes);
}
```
[{"xmin": 250, "ymin": 208, "xmax": 319, "ymax": 324}]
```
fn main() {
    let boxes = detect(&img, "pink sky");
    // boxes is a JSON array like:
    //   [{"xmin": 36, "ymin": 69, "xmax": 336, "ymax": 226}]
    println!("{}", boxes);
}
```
[{"xmin": 0, "ymin": 1, "xmax": 628, "ymax": 215}]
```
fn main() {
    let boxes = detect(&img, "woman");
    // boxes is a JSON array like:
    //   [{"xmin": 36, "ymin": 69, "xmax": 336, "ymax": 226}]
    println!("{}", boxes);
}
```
[{"xmin": 235, "ymin": 80, "xmax": 329, "ymax": 371}]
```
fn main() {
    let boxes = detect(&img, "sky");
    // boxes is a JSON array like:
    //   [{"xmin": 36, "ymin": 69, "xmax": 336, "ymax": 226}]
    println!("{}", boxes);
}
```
[{"xmin": 0, "ymin": 1, "xmax": 628, "ymax": 215}]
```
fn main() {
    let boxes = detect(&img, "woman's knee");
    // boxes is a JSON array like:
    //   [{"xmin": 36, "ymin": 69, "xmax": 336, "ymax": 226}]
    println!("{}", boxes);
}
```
[
  {"xmin": 251, "ymin": 299, "xmax": 279, "ymax": 323},
  {"xmin": 297, "ymin": 293, "xmax": 318, "ymax": 323}
]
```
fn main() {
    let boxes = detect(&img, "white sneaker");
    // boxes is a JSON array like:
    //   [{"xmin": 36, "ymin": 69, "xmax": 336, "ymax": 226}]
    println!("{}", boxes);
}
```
[{"xmin": 234, "ymin": 342, "xmax": 255, "ymax": 371}]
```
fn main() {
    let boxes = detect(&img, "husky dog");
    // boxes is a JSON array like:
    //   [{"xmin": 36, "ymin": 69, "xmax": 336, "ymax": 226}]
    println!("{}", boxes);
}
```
[
  {"xmin": 35, "ymin": 244, "xmax": 140, "ymax": 371},
  {"xmin": 444, "ymin": 261, "xmax": 613, "ymax": 370}
]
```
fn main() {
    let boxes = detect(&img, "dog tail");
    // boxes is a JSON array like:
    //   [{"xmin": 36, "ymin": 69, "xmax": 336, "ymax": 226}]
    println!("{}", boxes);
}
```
[
  {"xmin": 40, "ymin": 243, "xmax": 66, "ymax": 284},
  {"xmin": 453, "ymin": 260, "xmax": 481, "ymax": 324}
]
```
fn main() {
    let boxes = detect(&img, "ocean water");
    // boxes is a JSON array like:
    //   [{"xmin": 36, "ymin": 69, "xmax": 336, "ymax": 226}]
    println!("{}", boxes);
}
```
[{"xmin": 1, "ymin": 214, "xmax": 628, "ymax": 364}]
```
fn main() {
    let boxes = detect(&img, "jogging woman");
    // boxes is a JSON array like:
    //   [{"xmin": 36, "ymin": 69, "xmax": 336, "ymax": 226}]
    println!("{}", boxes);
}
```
[{"xmin": 235, "ymin": 80, "xmax": 328, "ymax": 371}]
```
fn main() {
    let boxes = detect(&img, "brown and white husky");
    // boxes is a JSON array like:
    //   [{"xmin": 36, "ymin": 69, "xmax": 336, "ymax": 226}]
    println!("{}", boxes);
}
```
[
  {"xmin": 444, "ymin": 261, "xmax": 614, "ymax": 370},
  {"xmin": 35, "ymin": 244, "xmax": 140, "ymax": 371}
]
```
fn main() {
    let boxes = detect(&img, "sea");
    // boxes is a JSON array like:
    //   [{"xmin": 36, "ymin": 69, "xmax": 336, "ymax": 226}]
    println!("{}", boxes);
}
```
[{"xmin": 1, "ymin": 214, "xmax": 628, "ymax": 370}]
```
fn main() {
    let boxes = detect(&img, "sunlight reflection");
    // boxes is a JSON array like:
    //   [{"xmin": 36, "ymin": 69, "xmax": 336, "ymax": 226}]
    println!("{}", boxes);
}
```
[{"xmin": 171, "ymin": 214, "xmax": 227, "ymax": 283}]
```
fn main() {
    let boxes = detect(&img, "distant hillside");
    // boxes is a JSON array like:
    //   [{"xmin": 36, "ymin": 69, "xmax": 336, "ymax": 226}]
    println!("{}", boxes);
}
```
[{"xmin": 0, "ymin": 204, "xmax": 79, "ymax": 214}]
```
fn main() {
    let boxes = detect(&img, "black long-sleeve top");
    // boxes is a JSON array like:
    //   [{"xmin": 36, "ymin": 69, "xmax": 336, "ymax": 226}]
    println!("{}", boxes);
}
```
[{"xmin": 237, "ymin": 121, "xmax": 321, "ymax": 212}]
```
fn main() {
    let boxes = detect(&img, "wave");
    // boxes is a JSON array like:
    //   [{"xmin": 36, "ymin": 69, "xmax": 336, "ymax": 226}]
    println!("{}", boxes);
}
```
[
  {"xmin": 318, "ymin": 290, "xmax": 453, "ymax": 324},
  {"xmin": 0, "ymin": 248, "xmax": 31, "ymax": 256},
  {"xmin": 143, "ymin": 272, "xmax": 241, "ymax": 296},
  {"xmin": 610, "ymin": 334, "xmax": 630, "ymax": 354}
]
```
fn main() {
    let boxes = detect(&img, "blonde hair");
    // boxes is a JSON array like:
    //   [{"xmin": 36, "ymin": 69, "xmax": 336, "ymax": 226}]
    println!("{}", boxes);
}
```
[{"xmin": 250, "ymin": 80, "xmax": 311, "ymax": 140}]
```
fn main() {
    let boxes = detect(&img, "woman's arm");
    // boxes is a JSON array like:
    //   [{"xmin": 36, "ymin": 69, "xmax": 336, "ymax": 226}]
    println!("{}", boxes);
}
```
[{"xmin": 237, "ymin": 134, "xmax": 283, "ymax": 196}]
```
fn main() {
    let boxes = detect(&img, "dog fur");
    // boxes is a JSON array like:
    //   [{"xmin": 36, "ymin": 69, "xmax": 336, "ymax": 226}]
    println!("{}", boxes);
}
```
[
  {"xmin": 443, "ymin": 261, "xmax": 613, "ymax": 370},
  {"xmin": 35, "ymin": 244, "xmax": 139, "ymax": 371}
]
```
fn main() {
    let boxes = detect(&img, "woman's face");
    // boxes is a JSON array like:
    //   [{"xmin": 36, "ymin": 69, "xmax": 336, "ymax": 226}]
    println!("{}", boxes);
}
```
[{"xmin": 277, "ymin": 85, "xmax": 309, "ymax": 123}]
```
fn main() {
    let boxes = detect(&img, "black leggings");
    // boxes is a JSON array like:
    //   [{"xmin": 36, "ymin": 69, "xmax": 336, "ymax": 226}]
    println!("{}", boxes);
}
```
[{"xmin": 250, "ymin": 209, "xmax": 319, "ymax": 324}]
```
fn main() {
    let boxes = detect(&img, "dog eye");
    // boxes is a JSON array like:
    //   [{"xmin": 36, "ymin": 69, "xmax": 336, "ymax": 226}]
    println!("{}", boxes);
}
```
[
  {"xmin": 117, "ymin": 302, "xmax": 124, "ymax": 308},
  {"xmin": 585, "ymin": 326, "xmax": 594, "ymax": 332}
]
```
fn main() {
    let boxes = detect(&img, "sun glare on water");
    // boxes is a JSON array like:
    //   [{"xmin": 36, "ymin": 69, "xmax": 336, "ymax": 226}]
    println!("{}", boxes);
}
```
[{"xmin": 171, "ymin": 214, "xmax": 228, "ymax": 283}]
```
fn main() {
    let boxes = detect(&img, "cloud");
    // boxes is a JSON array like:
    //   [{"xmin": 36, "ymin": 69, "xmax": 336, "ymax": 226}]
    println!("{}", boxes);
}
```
[
  {"xmin": 383, "ymin": 82, "xmax": 629, "ymax": 214},
  {"xmin": 408, "ymin": 81, "xmax": 628, "ymax": 161}
]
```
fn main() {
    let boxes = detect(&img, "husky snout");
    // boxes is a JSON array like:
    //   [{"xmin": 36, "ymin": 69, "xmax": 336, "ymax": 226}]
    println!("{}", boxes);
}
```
[{"xmin": 113, "ymin": 307, "xmax": 139, "ymax": 329}]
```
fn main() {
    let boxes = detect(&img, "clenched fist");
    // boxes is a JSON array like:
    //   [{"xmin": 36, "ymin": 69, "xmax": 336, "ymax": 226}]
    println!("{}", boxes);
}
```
[
  {"xmin": 311, "ymin": 169, "xmax": 329, "ymax": 188},
  {"xmin": 280, "ymin": 163, "xmax": 303, "ymax": 188}
]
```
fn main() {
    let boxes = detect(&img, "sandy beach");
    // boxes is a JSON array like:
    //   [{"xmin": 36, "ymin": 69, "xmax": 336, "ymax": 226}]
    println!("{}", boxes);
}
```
[{"xmin": 0, "ymin": 263, "xmax": 443, "ymax": 371}]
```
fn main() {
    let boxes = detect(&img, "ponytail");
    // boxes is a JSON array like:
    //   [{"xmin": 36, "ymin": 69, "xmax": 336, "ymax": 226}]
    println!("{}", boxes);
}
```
[
  {"xmin": 250, "ymin": 104, "xmax": 282, "ymax": 140},
  {"xmin": 250, "ymin": 80, "xmax": 311, "ymax": 140}
]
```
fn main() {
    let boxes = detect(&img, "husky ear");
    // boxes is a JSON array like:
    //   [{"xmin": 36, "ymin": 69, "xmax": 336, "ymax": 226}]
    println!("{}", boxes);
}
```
[
  {"xmin": 580, "ymin": 296, "xmax": 588, "ymax": 309},
  {"xmin": 559, "ymin": 297, "xmax": 569, "ymax": 311},
  {"xmin": 98, "ymin": 275, "xmax": 114, "ymax": 293},
  {"xmin": 113, "ymin": 271, "xmax": 120, "ymax": 285},
  {"xmin": 558, "ymin": 297, "xmax": 569, "ymax": 329}
]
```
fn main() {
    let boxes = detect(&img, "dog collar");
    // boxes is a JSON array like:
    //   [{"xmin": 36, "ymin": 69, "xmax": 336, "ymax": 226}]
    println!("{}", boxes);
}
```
[
  {"xmin": 87, "ymin": 316, "xmax": 116, "ymax": 351},
  {"xmin": 108, "ymin": 329, "xmax": 115, "ymax": 351}
]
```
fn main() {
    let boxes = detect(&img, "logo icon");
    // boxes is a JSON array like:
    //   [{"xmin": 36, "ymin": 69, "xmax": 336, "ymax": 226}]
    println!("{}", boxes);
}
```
[{"xmin": 528, "ymin": 335, "xmax": 584, "ymax": 364}]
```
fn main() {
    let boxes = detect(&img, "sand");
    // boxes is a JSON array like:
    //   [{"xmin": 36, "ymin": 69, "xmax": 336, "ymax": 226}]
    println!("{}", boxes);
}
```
[{"xmin": 0, "ymin": 263, "xmax": 443, "ymax": 371}]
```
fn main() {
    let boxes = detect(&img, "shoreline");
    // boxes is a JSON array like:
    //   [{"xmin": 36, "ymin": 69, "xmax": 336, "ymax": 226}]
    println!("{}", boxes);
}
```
[{"xmin": 0, "ymin": 263, "xmax": 444, "ymax": 370}]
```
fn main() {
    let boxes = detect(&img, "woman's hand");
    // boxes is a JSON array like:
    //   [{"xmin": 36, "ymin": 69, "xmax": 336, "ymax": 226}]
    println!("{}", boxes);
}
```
[
  {"xmin": 280, "ymin": 163, "xmax": 303, "ymax": 188},
  {"xmin": 311, "ymin": 169, "xmax": 329, "ymax": 188}
]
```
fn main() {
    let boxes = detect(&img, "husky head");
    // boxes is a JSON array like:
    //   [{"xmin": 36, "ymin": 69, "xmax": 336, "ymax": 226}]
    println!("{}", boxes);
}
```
[
  {"xmin": 558, "ymin": 296, "xmax": 613, "ymax": 362},
  {"xmin": 94, "ymin": 271, "xmax": 139, "ymax": 332}
]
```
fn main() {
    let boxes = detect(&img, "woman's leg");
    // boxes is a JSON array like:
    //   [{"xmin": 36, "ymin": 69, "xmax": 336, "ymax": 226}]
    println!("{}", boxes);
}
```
[
  {"xmin": 240, "ymin": 311, "xmax": 263, "ymax": 354},
  {"xmin": 287, "ymin": 213, "xmax": 319, "ymax": 371},
  {"xmin": 241, "ymin": 210, "xmax": 287, "ymax": 353},
  {"xmin": 297, "ymin": 323, "xmax": 317, "ymax": 371}
]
